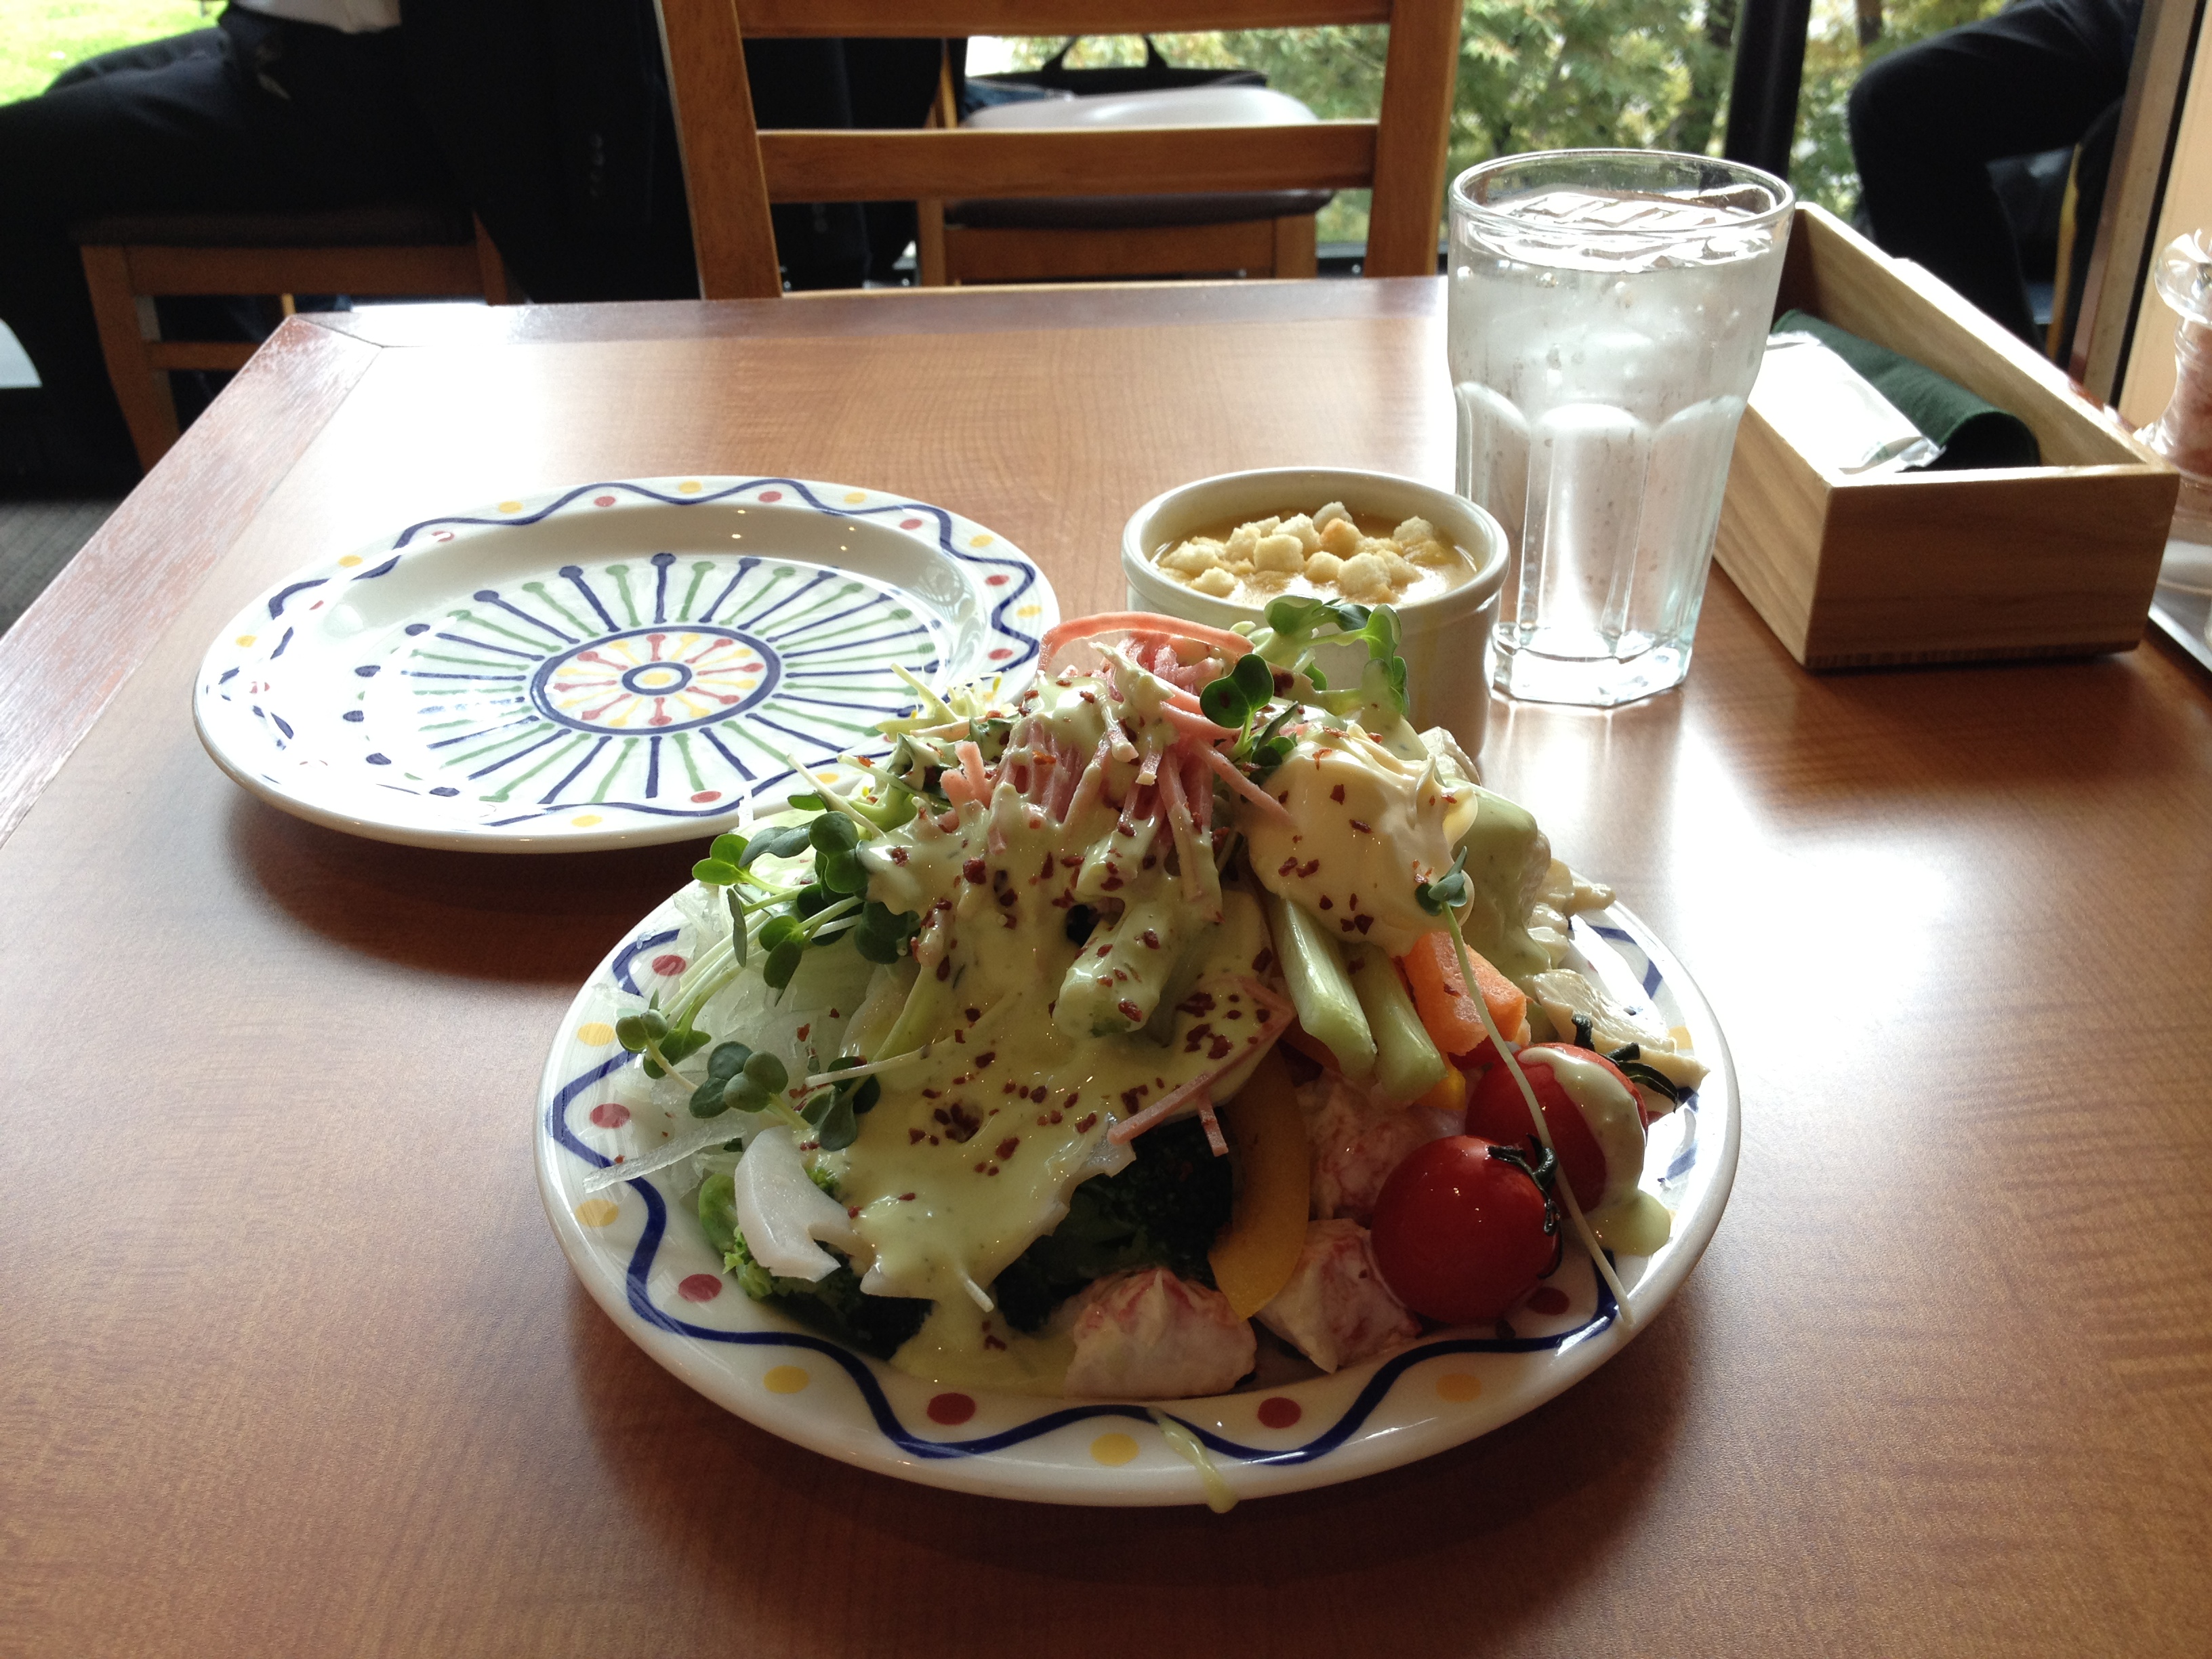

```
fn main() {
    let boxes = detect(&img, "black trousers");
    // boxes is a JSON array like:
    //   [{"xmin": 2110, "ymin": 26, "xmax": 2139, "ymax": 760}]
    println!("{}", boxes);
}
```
[
  {"xmin": 1847, "ymin": 0, "xmax": 2141, "ymax": 346},
  {"xmin": 0, "ymin": 8, "xmax": 447, "ymax": 486}
]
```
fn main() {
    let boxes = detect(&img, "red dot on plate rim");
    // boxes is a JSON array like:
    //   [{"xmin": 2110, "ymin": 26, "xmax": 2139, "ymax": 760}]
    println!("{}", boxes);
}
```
[
  {"xmin": 594, "ymin": 494, "xmax": 617, "ymax": 507},
  {"xmin": 987, "ymin": 648, "xmax": 1013, "ymax": 661},
  {"xmin": 1258, "ymin": 1396, "xmax": 1303, "ymax": 1429},
  {"xmin": 927, "ymin": 1391, "xmax": 977, "ymax": 1426},
  {"xmin": 677, "ymin": 1273, "xmax": 722, "ymax": 1303},
  {"xmin": 759, "ymin": 489, "xmax": 783, "ymax": 503},
  {"xmin": 589, "ymin": 1101, "xmax": 630, "ymax": 1128},
  {"xmin": 651, "ymin": 953, "xmax": 687, "ymax": 977},
  {"xmin": 899, "ymin": 517, "xmax": 924, "ymax": 531},
  {"xmin": 691, "ymin": 789, "xmax": 722, "ymax": 803},
  {"xmin": 985, "ymin": 573, "xmax": 1010, "ymax": 586}
]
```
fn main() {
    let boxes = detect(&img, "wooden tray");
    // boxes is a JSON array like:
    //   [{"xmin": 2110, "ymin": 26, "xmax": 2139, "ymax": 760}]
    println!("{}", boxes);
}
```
[{"xmin": 1714, "ymin": 205, "xmax": 2179, "ymax": 669}]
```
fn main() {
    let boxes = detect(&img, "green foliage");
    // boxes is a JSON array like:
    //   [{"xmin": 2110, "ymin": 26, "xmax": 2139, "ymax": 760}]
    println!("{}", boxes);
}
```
[
  {"xmin": 1, "ymin": 1, "xmax": 213, "ymax": 107},
  {"xmin": 989, "ymin": 1117, "xmax": 1234, "ymax": 1333},
  {"xmin": 998, "ymin": 0, "xmax": 2001, "ymax": 243}
]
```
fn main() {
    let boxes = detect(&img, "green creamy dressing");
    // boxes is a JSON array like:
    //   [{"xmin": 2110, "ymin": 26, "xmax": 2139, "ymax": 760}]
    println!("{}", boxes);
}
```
[
  {"xmin": 1238, "ymin": 726, "xmax": 1550, "ymax": 980},
  {"xmin": 832, "ymin": 679, "xmax": 1273, "ymax": 1311}
]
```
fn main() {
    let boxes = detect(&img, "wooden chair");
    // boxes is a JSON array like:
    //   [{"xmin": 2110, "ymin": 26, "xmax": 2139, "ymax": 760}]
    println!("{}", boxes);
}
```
[
  {"xmin": 651, "ymin": 1, "xmax": 1463, "ymax": 299},
  {"xmin": 73, "ymin": 202, "xmax": 510, "ymax": 472},
  {"xmin": 920, "ymin": 79, "xmax": 1336, "ymax": 285}
]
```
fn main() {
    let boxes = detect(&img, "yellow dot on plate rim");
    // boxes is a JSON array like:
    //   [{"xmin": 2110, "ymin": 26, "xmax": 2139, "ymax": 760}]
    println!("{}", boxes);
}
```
[
  {"xmin": 969, "ymin": 533, "xmax": 993, "ymax": 548},
  {"xmin": 1089, "ymin": 1433, "xmax": 1139, "ymax": 1467},
  {"xmin": 336, "ymin": 554, "xmax": 363, "ymax": 568},
  {"xmin": 574, "ymin": 1197, "xmax": 619, "ymax": 1228},
  {"xmin": 843, "ymin": 490, "xmax": 866, "ymax": 504},
  {"xmin": 763, "ymin": 1366, "xmax": 810, "ymax": 1395},
  {"xmin": 234, "ymin": 634, "xmax": 255, "ymax": 647},
  {"xmin": 576, "ymin": 1021, "xmax": 615, "ymax": 1046},
  {"xmin": 497, "ymin": 499, "xmax": 524, "ymax": 513},
  {"xmin": 1437, "ymin": 1372, "xmax": 1483, "ymax": 1403},
  {"xmin": 677, "ymin": 480, "xmax": 702, "ymax": 495},
  {"xmin": 571, "ymin": 813, "xmax": 602, "ymax": 827},
  {"xmin": 1016, "ymin": 604, "xmax": 1042, "ymax": 617}
]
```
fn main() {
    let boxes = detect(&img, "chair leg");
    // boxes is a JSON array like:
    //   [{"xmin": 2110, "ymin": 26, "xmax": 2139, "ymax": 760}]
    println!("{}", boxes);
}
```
[
  {"xmin": 474, "ymin": 216, "xmax": 513, "ymax": 305},
  {"xmin": 79, "ymin": 244, "xmax": 180, "ymax": 472},
  {"xmin": 1273, "ymin": 214, "xmax": 1318, "ymax": 280},
  {"xmin": 918, "ymin": 199, "xmax": 949, "ymax": 287}
]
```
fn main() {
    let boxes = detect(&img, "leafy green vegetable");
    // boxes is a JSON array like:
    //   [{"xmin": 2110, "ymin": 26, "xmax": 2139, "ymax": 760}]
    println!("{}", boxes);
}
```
[
  {"xmin": 1249, "ymin": 596, "xmax": 1410, "ymax": 726},
  {"xmin": 697, "ymin": 1168, "xmax": 929, "ymax": 1359},
  {"xmin": 989, "ymin": 1118, "xmax": 1234, "ymax": 1333}
]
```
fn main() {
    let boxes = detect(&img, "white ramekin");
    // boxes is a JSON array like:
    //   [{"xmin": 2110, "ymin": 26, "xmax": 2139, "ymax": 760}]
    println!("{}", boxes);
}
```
[{"xmin": 1120, "ymin": 467, "xmax": 1508, "ymax": 754}]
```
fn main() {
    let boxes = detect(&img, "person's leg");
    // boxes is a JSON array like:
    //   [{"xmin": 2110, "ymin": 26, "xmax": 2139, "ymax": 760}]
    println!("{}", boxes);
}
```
[
  {"xmin": 1849, "ymin": 0, "xmax": 2137, "ymax": 342},
  {"xmin": 0, "ymin": 14, "xmax": 451, "ymax": 483}
]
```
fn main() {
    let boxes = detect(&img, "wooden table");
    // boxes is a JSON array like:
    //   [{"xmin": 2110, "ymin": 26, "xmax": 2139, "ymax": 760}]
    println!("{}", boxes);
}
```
[{"xmin": 5, "ymin": 281, "xmax": 2210, "ymax": 1658}]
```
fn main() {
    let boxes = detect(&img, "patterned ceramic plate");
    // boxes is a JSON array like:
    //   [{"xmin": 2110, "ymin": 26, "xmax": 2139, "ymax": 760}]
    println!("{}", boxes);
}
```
[
  {"xmin": 535, "ymin": 901, "xmax": 1738, "ymax": 1506},
  {"xmin": 194, "ymin": 477, "xmax": 1057, "ymax": 850}
]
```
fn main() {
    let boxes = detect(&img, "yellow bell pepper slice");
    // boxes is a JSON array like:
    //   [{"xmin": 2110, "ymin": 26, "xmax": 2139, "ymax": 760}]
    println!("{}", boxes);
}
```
[{"xmin": 1208, "ymin": 1046, "xmax": 1313, "ymax": 1317}]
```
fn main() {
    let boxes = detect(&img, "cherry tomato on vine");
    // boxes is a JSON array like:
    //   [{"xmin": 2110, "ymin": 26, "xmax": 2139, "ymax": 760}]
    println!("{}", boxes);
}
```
[
  {"xmin": 1464, "ymin": 1044, "xmax": 1645, "ymax": 1213},
  {"xmin": 1369, "ymin": 1136, "xmax": 1560, "ymax": 1324}
]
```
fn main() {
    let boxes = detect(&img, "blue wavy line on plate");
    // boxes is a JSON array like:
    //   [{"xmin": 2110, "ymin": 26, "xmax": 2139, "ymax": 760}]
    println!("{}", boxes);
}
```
[
  {"xmin": 351, "ymin": 555, "xmax": 401, "ymax": 581},
  {"xmin": 386, "ymin": 478, "xmax": 1042, "ymax": 672},
  {"xmin": 1586, "ymin": 924, "xmax": 1664, "ymax": 998},
  {"xmin": 546, "ymin": 916, "xmax": 1696, "ymax": 1471},
  {"xmin": 268, "ymin": 577, "xmax": 327, "ymax": 619},
  {"xmin": 610, "ymin": 927, "xmax": 680, "ymax": 997}
]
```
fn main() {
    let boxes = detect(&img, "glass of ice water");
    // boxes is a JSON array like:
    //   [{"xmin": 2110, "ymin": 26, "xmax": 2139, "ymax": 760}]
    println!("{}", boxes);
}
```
[{"xmin": 1451, "ymin": 150, "xmax": 1793, "ymax": 707}]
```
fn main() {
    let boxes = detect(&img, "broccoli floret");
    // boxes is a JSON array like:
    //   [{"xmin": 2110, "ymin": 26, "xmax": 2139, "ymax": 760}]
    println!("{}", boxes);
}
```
[
  {"xmin": 697, "ymin": 1170, "xmax": 930, "ymax": 1361},
  {"xmin": 991, "ymin": 1115, "xmax": 1233, "ymax": 1334}
]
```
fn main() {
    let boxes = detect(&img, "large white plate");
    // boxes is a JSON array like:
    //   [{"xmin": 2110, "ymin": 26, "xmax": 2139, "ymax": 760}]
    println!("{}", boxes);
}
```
[
  {"xmin": 194, "ymin": 477, "xmax": 1056, "ymax": 851},
  {"xmin": 535, "ymin": 901, "xmax": 1738, "ymax": 1506}
]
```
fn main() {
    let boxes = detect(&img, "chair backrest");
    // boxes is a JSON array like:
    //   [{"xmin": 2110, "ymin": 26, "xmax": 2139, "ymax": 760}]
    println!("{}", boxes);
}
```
[{"xmin": 653, "ymin": 1, "xmax": 1462, "ymax": 298}]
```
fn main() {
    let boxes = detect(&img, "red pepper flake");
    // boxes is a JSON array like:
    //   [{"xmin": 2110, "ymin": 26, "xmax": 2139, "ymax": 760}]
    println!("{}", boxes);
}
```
[
  {"xmin": 963, "ymin": 858, "xmax": 987, "ymax": 883},
  {"xmin": 846, "ymin": 1205, "xmax": 860, "ymax": 1218},
  {"xmin": 1355, "ymin": 915, "xmax": 1374, "ymax": 933},
  {"xmin": 1277, "ymin": 857, "xmax": 1298, "ymax": 877},
  {"xmin": 796, "ymin": 1024, "xmax": 810, "ymax": 1041},
  {"xmin": 996, "ymin": 1136, "xmax": 1020, "ymax": 1160},
  {"xmin": 1296, "ymin": 859, "xmax": 1320, "ymax": 878},
  {"xmin": 945, "ymin": 1104, "xmax": 981, "ymax": 1142},
  {"xmin": 965, "ymin": 1006, "xmax": 982, "ymax": 1023},
  {"xmin": 1349, "ymin": 820, "xmax": 1372, "ymax": 834},
  {"xmin": 986, "ymin": 1166, "xmax": 1000, "ymax": 1177},
  {"xmin": 1076, "ymin": 1112, "xmax": 1098, "ymax": 1132},
  {"xmin": 1252, "ymin": 949, "xmax": 1275, "ymax": 974},
  {"xmin": 935, "ymin": 958, "xmax": 951, "ymax": 981},
  {"xmin": 890, "ymin": 846, "xmax": 909, "ymax": 865},
  {"xmin": 954, "ymin": 1029, "xmax": 966, "ymax": 1044},
  {"xmin": 983, "ymin": 1330, "xmax": 1007, "ymax": 1350},
  {"xmin": 909, "ymin": 1128, "xmax": 926, "ymax": 1143},
  {"xmin": 1141, "ymin": 929, "xmax": 1160, "ymax": 950},
  {"xmin": 1179, "ymin": 990, "xmax": 1216, "ymax": 1015},
  {"xmin": 976, "ymin": 1052, "xmax": 996, "ymax": 1069},
  {"xmin": 1330, "ymin": 783, "xmax": 1346, "ymax": 804},
  {"xmin": 899, "ymin": 1192, "xmax": 916, "ymax": 1202},
  {"xmin": 1318, "ymin": 896, "xmax": 1333, "ymax": 910},
  {"xmin": 1118, "ymin": 999, "xmax": 1143, "ymax": 1023}
]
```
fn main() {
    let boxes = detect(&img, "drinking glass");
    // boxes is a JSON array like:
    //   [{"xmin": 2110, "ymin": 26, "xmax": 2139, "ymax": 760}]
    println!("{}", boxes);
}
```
[{"xmin": 1450, "ymin": 150, "xmax": 1793, "ymax": 707}]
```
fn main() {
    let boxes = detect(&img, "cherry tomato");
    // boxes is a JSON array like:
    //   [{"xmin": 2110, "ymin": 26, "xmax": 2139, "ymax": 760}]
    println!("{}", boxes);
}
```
[
  {"xmin": 1464, "ymin": 1044, "xmax": 1643, "ymax": 1212},
  {"xmin": 1369, "ymin": 1136, "xmax": 1560, "ymax": 1324}
]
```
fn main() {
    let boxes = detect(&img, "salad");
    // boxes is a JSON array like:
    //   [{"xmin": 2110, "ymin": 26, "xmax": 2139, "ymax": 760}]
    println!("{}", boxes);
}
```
[{"xmin": 578, "ymin": 603, "xmax": 1706, "ymax": 1402}]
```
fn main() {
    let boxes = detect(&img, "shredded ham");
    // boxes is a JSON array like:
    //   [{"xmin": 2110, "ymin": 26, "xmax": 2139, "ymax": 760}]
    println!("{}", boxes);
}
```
[{"xmin": 1202, "ymin": 744, "xmax": 1294, "ymax": 824}]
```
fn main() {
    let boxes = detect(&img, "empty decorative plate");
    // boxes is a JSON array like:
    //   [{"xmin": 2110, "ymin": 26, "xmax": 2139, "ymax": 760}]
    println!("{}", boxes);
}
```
[{"xmin": 194, "ymin": 476, "xmax": 1057, "ymax": 850}]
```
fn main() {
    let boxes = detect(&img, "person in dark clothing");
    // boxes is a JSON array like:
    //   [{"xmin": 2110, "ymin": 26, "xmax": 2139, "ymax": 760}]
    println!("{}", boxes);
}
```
[
  {"xmin": 1847, "ymin": 0, "xmax": 2144, "ymax": 347},
  {"xmin": 0, "ymin": 1, "xmax": 943, "ymax": 489},
  {"xmin": 0, "ymin": 7, "xmax": 450, "ymax": 486}
]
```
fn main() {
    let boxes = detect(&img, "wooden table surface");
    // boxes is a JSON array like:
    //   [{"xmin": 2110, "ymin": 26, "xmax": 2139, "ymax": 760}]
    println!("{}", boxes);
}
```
[{"xmin": 5, "ymin": 280, "xmax": 2211, "ymax": 1658}]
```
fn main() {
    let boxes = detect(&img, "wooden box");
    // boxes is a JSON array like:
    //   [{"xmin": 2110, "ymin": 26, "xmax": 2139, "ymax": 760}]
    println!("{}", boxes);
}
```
[{"xmin": 1713, "ymin": 205, "xmax": 2178, "ymax": 668}]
